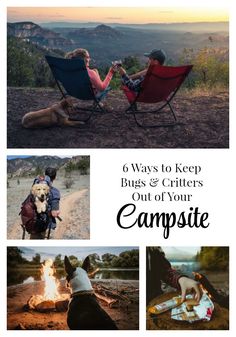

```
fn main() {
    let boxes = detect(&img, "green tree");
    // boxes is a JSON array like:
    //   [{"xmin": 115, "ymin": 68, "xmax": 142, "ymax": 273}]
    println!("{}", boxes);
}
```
[
  {"xmin": 77, "ymin": 157, "xmax": 90, "ymax": 175},
  {"xmin": 102, "ymin": 253, "xmax": 117, "ymax": 267},
  {"xmin": 111, "ymin": 249, "xmax": 139, "ymax": 268},
  {"xmin": 179, "ymin": 47, "xmax": 229, "ymax": 89},
  {"xmin": 7, "ymin": 37, "xmax": 35, "ymax": 86},
  {"xmin": 122, "ymin": 56, "xmax": 142, "ymax": 75},
  {"xmin": 7, "ymin": 36, "xmax": 64, "ymax": 88},
  {"xmin": 88, "ymin": 253, "xmax": 101, "ymax": 268},
  {"xmin": 7, "ymin": 247, "xmax": 28, "ymax": 267},
  {"xmin": 197, "ymin": 247, "xmax": 229, "ymax": 271},
  {"xmin": 65, "ymin": 161, "xmax": 75, "ymax": 173},
  {"xmin": 32, "ymin": 253, "xmax": 41, "ymax": 265},
  {"xmin": 68, "ymin": 255, "xmax": 80, "ymax": 268},
  {"xmin": 54, "ymin": 254, "xmax": 64, "ymax": 268}
]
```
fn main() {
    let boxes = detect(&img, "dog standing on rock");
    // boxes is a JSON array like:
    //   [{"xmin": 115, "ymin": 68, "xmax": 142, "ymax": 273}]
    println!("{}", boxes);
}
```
[{"xmin": 64, "ymin": 256, "xmax": 118, "ymax": 330}]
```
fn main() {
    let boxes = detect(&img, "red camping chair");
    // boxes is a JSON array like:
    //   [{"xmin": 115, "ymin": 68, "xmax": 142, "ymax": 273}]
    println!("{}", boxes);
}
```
[{"xmin": 122, "ymin": 64, "xmax": 193, "ymax": 127}]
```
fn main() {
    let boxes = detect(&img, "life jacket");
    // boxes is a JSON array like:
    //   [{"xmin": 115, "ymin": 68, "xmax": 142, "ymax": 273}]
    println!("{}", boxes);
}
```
[{"xmin": 19, "ymin": 175, "xmax": 51, "ymax": 234}]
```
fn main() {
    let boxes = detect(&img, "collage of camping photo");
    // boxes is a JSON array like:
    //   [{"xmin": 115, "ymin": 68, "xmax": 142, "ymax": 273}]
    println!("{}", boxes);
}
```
[{"xmin": 1, "ymin": 0, "xmax": 234, "ymax": 336}]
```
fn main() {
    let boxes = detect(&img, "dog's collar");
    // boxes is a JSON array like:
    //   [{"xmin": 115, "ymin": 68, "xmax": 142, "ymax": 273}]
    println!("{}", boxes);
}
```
[{"xmin": 71, "ymin": 290, "xmax": 94, "ymax": 298}]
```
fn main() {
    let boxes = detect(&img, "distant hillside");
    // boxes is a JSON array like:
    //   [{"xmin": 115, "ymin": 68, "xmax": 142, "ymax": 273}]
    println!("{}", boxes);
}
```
[
  {"xmin": 163, "ymin": 247, "xmax": 198, "ymax": 261},
  {"xmin": 41, "ymin": 21, "xmax": 229, "ymax": 33},
  {"xmin": 68, "ymin": 24, "xmax": 123, "ymax": 40},
  {"xmin": 7, "ymin": 21, "xmax": 74, "ymax": 48},
  {"xmin": 8, "ymin": 21, "xmax": 229, "ymax": 66},
  {"xmin": 7, "ymin": 21, "xmax": 229, "ymax": 87},
  {"xmin": 51, "ymin": 24, "xmax": 229, "ymax": 66},
  {"xmin": 7, "ymin": 155, "xmax": 86, "ymax": 177}
]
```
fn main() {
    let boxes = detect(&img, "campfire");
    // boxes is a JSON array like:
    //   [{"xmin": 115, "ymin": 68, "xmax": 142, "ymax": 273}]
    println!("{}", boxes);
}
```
[{"xmin": 26, "ymin": 259, "xmax": 69, "ymax": 312}]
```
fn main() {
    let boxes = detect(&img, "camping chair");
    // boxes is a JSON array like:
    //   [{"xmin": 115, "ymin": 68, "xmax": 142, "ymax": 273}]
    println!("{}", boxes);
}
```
[
  {"xmin": 122, "ymin": 64, "xmax": 193, "ymax": 128},
  {"xmin": 45, "ymin": 55, "xmax": 108, "ymax": 123}
]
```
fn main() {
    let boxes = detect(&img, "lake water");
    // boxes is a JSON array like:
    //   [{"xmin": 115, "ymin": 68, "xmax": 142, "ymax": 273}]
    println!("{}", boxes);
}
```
[
  {"xmin": 7, "ymin": 268, "xmax": 139, "ymax": 286},
  {"xmin": 170, "ymin": 261, "xmax": 199, "ymax": 272}
]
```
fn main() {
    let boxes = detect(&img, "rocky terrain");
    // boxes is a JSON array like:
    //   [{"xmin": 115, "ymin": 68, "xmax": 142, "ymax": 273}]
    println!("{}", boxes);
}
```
[{"xmin": 7, "ymin": 87, "xmax": 229, "ymax": 148}]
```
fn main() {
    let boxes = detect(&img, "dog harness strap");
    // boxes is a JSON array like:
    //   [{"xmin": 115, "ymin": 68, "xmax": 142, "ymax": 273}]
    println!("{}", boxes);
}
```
[{"xmin": 71, "ymin": 290, "xmax": 94, "ymax": 298}]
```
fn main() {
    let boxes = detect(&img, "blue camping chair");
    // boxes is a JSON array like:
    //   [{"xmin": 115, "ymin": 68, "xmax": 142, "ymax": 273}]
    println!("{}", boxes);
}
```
[{"xmin": 45, "ymin": 55, "xmax": 108, "ymax": 122}]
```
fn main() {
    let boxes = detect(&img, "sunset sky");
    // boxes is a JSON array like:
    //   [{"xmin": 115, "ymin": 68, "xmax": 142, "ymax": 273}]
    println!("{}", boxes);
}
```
[{"xmin": 7, "ymin": 7, "xmax": 229, "ymax": 24}]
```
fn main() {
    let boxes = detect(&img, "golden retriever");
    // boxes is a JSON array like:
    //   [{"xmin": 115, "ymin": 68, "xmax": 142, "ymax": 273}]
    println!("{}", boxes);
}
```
[
  {"xmin": 31, "ymin": 183, "xmax": 50, "ymax": 213},
  {"xmin": 22, "ymin": 98, "xmax": 84, "ymax": 128}
]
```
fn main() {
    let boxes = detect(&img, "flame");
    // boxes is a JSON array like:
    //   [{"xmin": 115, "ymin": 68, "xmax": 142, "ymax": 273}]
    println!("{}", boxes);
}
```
[{"xmin": 41, "ymin": 259, "xmax": 60, "ymax": 301}]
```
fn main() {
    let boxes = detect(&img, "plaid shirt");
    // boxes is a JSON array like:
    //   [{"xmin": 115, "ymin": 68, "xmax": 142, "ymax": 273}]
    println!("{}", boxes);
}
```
[
  {"xmin": 122, "ymin": 74, "xmax": 144, "ymax": 92},
  {"xmin": 146, "ymin": 247, "xmax": 185, "ymax": 304}
]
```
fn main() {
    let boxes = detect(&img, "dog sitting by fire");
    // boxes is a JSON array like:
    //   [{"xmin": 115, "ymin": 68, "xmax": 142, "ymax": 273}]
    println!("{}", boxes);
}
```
[
  {"xmin": 22, "ymin": 98, "xmax": 84, "ymax": 128},
  {"xmin": 31, "ymin": 183, "xmax": 50, "ymax": 214},
  {"xmin": 64, "ymin": 256, "xmax": 118, "ymax": 330}
]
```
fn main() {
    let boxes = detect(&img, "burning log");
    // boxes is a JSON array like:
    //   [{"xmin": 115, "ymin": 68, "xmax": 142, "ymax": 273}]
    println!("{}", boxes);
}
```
[
  {"xmin": 55, "ymin": 299, "xmax": 70, "ymax": 312},
  {"xmin": 193, "ymin": 272, "xmax": 229, "ymax": 309},
  {"xmin": 26, "ymin": 294, "xmax": 69, "ymax": 312},
  {"xmin": 36, "ymin": 300, "xmax": 56, "ymax": 313},
  {"xmin": 25, "ymin": 259, "xmax": 70, "ymax": 313}
]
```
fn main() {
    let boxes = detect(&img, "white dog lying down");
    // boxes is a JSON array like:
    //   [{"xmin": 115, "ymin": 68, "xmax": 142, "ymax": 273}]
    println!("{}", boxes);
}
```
[{"xmin": 31, "ymin": 183, "xmax": 50, "ymax": 213}]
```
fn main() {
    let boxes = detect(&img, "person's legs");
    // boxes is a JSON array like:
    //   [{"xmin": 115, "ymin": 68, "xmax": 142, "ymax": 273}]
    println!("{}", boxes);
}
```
[
  {"xmin": 95, "ymin": 86, "xmax": 111, "ymax": 102},
  {"xmin": 122, "ymin": 85, "xmax": 137, "ymax": 104},
  {"xmin": 94, "ymin": 87, "xmax": 113, "ymax": 112}
]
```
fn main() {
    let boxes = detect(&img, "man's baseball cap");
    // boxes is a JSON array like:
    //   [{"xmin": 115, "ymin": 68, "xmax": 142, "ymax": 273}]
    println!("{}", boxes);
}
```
[{"xmin": 144, "ymin": 49, "xmax": 166, "ymax": 65}]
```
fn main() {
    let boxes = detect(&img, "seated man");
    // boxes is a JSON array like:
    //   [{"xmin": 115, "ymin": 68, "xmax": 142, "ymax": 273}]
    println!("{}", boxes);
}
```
[{"xmin": 118, "ymin": 49, "xmax": 166, "ymax": 93}]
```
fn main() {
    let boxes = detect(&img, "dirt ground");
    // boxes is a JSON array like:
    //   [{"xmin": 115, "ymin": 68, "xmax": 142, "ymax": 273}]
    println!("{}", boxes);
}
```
[
  {"xmin": 7, "ymin": 279, "xmax": 139, "ymax": 330},
  {"xmin": 7, "ymin": 87, "xmax": 229, "ymax": 148},
  {"xmin": 7, "ymin": 174, "xmax": 90, "ymax": 240}
]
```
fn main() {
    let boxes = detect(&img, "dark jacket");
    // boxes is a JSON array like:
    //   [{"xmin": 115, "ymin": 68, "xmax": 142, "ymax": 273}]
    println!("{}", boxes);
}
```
[
  {"xmin": 146, "ymin": 247, "xmax": 184, "ymax": 305},
  {"xmin": 48, "ymin": 186, "xmax": 60, "ymax": 211}
]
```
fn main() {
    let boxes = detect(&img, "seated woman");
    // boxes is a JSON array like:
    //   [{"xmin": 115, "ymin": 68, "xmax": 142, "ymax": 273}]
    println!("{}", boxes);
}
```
[{"xmin": 65, "ymin": 48, "xmax": 116, "ymax": 102}]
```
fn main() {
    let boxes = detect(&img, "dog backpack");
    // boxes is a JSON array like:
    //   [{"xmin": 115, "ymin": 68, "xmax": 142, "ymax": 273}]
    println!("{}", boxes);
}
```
[
  {"xmin": 19, "ymin": 176, "xmax": 51, "ymax": 234},
  {"xmin": 20, "ymin": 194, "xmax": 50, "ymax": 234}
]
